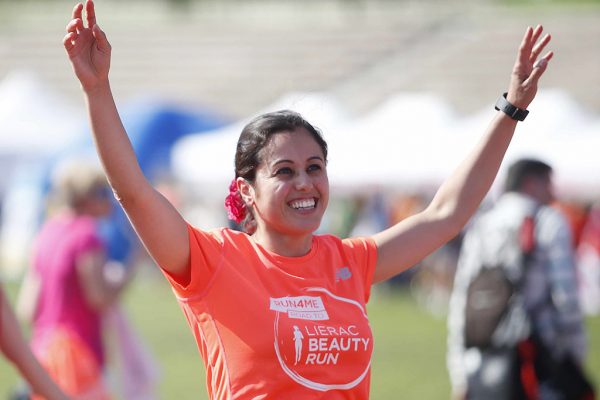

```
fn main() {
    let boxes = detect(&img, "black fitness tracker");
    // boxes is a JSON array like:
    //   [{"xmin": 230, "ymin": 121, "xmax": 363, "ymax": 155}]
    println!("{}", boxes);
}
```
[{"xmin": 494, "ymin": 92, "xmax": 529, "ymax": 121}]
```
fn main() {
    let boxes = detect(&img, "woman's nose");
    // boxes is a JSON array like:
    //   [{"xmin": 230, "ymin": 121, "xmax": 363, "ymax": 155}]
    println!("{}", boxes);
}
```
[{"xmin": 294, "ymin": 172, "xmax": 313, "ymax": 191}]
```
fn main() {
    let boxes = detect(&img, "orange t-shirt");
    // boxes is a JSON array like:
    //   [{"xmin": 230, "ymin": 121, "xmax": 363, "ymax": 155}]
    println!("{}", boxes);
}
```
[{"xmin": 161, "ymin": 225, "xmax": 378, "ymax": 399}]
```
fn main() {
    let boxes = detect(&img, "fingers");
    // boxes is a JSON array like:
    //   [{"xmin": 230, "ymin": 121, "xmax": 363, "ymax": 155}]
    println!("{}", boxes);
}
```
[
  {"xmin": 63, "ymin": 32, "xmax": 77, "ymax": 52},
  {"xmin": 526, "ymin": 51, "xmax": 554, "ymax": 86},
  {"xmin": 535, "ymin": 51, "xmax": 554, "ymax": 69},
  {"xmin": 518, "ymin": 25, "xmax": 547, "ymax": 61},
  {"xmin": 92, "ymin": 24, "xmax": 111, "ymax": 53},
  {"xmin": 530, "ymin": 24, "xmax": 544, "ymax": 47},
  {"xmin": 530, "ymin": 33, "xmax": 551, "ymax": 63},
  {"xmin": 71, "ymin": 2, "xmax": 83, "ymax": 20},
  {"xmin": 517, "ymin": 24, "xmax": 552, "ymax": 71},
  {"xmin": 64, "ymin": 18, "xmax": 83, "ymax": 52},
  {"xmin": 521, "ymin": 24, "xmax": 551, "ymax": 62},
  {"xmin": 517, "ymin": 26, "xmax": 534, "ymax": 65},
  {"xmin": 69, "ymin": 1, "xmax": 96, "ymax": 31},
  {"xmin": 85, "ymin": 0, "xmax": 97, "ymax": 30},
  {"xmin": 66, "ymin": 18, "xmax": 84, "ymax": 34}
]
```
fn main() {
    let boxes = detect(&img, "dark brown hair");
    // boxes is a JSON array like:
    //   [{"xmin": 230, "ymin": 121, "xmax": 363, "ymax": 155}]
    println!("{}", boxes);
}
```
[{"xmin": 235, "ymin": 110, "xmax": 328, "ymax": 181}]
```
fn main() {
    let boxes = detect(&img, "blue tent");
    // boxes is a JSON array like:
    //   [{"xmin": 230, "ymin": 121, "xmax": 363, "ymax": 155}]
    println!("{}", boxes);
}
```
[
  {"xmin": 45, "ymin": 98, "xmax": 229, "ymax": 263},
  {"xmin": 58, "ymin": 98, "xmax": 228, "ymax": 180}
]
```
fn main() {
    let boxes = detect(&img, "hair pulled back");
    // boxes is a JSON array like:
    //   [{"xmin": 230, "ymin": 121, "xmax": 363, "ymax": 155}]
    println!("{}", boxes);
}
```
[
  {"xmin": 235, "ymin": 110, "xmax": 328, "ymax": 181},
  {"xmin": 227, "ymin": 110, "xmax": 328, "ymax": 233}
]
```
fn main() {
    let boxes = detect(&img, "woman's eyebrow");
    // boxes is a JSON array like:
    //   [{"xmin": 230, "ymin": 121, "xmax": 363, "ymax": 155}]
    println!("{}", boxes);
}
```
[
  {"xmin": 272, "ymin": 155, "xmax": 323, "ymax": 167},
  {"xmin": 272, "ymin": 159, "xmax": 293, "ymax": 167}
]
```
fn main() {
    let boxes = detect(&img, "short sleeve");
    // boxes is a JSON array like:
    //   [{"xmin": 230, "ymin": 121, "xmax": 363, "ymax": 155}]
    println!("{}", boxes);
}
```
[
  {"xmin": 342, "ymin": 236, "xmax": 378, "ymax": 303},
  {"xmin": 160, "ymin": 224, "xmax": 225, "ymax": 299}
]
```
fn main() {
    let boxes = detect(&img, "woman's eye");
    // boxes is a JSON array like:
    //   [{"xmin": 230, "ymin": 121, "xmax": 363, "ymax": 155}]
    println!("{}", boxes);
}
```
[
  {"xmin": 307, "ymin": 164, "xmax": 322, "ymax": 173},
  {"xmin": 275, "ymin": 167, "xmax": 293, "ymax": 176}
]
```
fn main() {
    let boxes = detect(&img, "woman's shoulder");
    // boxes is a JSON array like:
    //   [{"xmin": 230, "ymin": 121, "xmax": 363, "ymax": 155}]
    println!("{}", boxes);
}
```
[
  {"xmin": 187, "ymin": 224, "xmax": 253, "ymax": 249},
  {"xmin": 317, "ymin": 234, "xmax": 376, "ymax": 253}
]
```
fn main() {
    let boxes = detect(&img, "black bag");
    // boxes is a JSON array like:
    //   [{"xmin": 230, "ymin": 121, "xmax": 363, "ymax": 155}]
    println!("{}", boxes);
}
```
[
  {"xmin": 464, "ymin": 211, "xmax": 539, "ymax": 349},
  {"xmin": 464, "ymin": 266, "xmax": 514, "ymax": 348}
]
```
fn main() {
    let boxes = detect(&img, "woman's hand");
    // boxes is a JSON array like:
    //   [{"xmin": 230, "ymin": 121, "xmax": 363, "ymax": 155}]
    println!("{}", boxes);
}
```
[
  {"xmin": 373, "ymin": 26, "xmax": 554, "ymax": 283},
  {"xmin": 506, "ymin": 24, "xmax": 554, "ymax": 109},
  {"xmin": 63, "ymin": 0, "xmax": 111, "ymax": 93}
]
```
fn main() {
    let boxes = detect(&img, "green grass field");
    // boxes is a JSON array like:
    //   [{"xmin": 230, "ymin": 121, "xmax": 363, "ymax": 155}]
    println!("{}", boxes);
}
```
[{"xmin": 1, "ymin": 277, "xmax": 598, "ymax": 399}]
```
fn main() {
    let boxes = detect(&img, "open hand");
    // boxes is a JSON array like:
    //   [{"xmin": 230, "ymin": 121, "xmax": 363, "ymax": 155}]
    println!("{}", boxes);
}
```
[
  {"xmin": 507, "ymin": 25, "xmax": 553, "ymax": 109},
  {"xmin": 63, "ymin": 0, "xmax": 111, "ymax": 92}
]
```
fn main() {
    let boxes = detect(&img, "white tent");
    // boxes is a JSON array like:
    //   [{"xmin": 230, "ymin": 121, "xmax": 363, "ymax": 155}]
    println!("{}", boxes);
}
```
[
  {"xmin": 0, "ymin": 70, "xmax": 83, "ymax": 156},
  {"xmin": 454, "ymin": 89, "xmax": 600, "ymax": 198},
  {"xmin": 171, "ymin": 90, "xmax": 600, "ymax": 199},
  {"xmin": 326, "ymin": 93, "xmax": 457, "ymax": 190},
  {"xmin": 171, "ymin": 92, "xmax": 456, "ymax": 194}
]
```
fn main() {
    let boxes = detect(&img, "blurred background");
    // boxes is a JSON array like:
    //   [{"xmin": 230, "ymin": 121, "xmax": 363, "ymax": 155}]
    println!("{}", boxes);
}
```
[{"xmin": 0, "ymin": 0, "xmax": 599, "ymax": 398}]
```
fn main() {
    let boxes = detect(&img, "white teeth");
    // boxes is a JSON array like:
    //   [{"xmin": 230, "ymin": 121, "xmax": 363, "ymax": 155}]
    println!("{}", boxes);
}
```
[{"xmin": 290, "ymin": 198, "xmax": 316, "ymax": 209}]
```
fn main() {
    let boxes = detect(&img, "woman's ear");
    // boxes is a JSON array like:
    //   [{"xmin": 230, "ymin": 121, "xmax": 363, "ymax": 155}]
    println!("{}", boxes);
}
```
[{"xmin": 237, "ymin": 178, "xmax": 254, "ymax": 207}]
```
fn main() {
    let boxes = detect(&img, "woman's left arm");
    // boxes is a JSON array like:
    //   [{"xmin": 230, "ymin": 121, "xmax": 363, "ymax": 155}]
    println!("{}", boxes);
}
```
[{"xmin": 372, "ymin": 25, "xmax": 553, "ymax": 283}]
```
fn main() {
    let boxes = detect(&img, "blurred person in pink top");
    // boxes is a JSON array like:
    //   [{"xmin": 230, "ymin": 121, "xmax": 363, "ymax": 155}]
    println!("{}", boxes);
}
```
[
  {"xmin": 63, "ymin": 0, "xmax": 553, "ymax": 397},
  {"xmin": 17, "ymin": 160, "xmax": 133, "ymax": 400}
]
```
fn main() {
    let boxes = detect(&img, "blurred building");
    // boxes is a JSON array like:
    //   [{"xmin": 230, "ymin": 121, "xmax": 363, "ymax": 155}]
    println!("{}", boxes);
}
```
[{"xmin": 0, "ymin": 0, "xmax": 598, "ymax": 119}]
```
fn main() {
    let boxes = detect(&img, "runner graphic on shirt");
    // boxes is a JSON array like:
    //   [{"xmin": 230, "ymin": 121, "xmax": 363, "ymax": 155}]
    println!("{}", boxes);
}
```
[
  {"xmin": 293, "ymin": 325, "xmax": 304, "ymax": 365},
  {"xmin": 271, "ymin": 287, "xmax": 373, "ymax": 391}
]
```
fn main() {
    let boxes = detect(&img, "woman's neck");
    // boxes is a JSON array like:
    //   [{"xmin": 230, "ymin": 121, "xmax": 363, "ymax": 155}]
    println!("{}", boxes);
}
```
[{"xmin": 251, "ymin": 229, "xmax": 313, "ymax": 257}]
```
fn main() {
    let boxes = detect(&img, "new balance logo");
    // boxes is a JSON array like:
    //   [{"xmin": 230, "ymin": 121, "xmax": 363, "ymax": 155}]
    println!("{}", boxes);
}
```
[{"xmin": 335, "ymin": 267, "xmax": 352, "ymax": 282}]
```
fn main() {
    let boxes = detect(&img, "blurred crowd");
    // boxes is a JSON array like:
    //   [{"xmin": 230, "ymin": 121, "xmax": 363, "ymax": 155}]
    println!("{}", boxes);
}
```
[{"xmin": 1, "ymin": 157, "xmax": 599, "ymax": 398}]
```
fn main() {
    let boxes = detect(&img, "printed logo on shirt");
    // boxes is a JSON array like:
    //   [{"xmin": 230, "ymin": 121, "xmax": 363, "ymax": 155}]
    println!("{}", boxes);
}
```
[
  {"xmin": 335, "ymin": 266, "xmax": 352, "ymax": 282},
  {"xmin": 270, "ymin": 296, "xmax": 329, "ymax": 320},
  {"xmin": 271, "ymin": 287, "xmax": 373, "ymax": 392}
]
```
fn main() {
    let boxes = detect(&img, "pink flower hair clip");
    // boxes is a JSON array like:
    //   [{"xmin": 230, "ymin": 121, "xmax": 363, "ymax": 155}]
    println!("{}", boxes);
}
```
[{"xmin": 224, "ymin": 179, "xmax": 247, "ymax": 224}]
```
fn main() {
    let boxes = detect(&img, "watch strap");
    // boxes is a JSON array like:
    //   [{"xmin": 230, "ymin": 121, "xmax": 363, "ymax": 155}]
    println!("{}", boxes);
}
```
[{"xmin": 494, "ymin": 92, "xmax": 529, "ymax": 121}]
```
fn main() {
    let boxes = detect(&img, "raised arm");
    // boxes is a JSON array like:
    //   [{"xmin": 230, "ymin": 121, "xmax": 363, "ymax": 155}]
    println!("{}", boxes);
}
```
[
  {"xmin": 372, "ymin": 25, "xmax": 553, "ymax": 283},
  {"xmin": 63, "ymin": 1, "xmax": 189, "ymax": 279}
]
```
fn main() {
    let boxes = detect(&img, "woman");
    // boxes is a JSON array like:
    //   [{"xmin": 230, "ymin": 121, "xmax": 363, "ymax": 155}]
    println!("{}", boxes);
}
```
[
  {"xmin": 63, "ymin": 1, "xmax": 553, "ymax": 398},
  {"xmin": 18, "ymin": 161, "xmax": 132, "ymax": 399}
]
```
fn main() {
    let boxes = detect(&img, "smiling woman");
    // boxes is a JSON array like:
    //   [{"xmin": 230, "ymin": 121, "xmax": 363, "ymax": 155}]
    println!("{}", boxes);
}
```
[
  {"xmin": 228, "ymin": 110, "xmax": 329, "ymax": 242},
  {"xmin": 63, "ymin": 0, "xmax": 554, "ymax": 397},
  {"xmin": 234, "ymin": 118, "xmax": 330, "ymax": 255}
]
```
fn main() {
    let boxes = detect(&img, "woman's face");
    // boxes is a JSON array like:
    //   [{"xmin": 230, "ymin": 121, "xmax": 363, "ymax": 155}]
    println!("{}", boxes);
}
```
[{"xmin": 247, "ymin": 128, "xmax": 329, "ymax": 238}]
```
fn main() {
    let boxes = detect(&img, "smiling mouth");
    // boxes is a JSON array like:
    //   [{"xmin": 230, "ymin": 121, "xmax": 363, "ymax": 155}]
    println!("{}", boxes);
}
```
[{"xmin": 289, "ymin": 198, "xmax": 317, "ymax": 210}]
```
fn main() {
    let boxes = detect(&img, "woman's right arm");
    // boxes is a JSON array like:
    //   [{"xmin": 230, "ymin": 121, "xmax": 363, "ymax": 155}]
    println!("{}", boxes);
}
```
[{"xmin": 63, "ymin": 1, "xmax": 190, "ymax": 280}]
